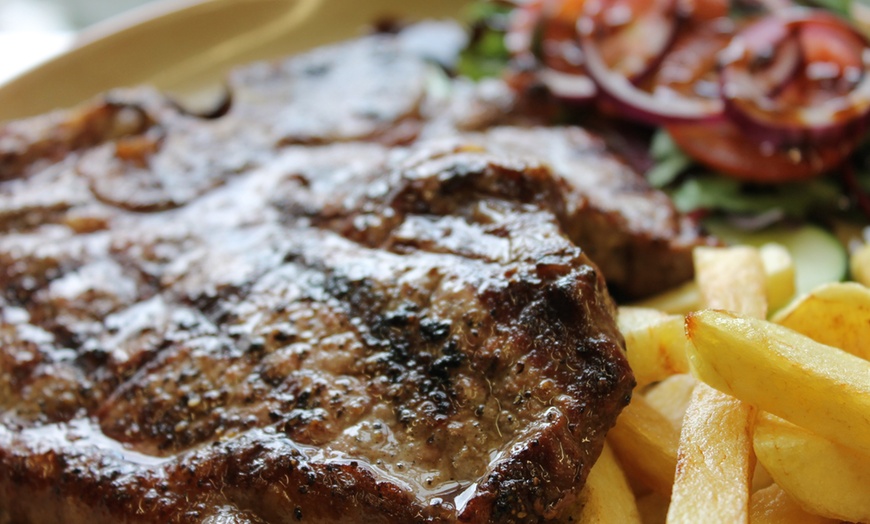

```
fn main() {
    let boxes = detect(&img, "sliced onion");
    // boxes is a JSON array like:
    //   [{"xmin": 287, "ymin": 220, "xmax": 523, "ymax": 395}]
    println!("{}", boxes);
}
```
[
  {"xmin": 720, "ymin": 9, "xmax": 870, "ymax": 147},
  {"xmin": 580, "ymin": 0, "xmax": 681, "ymax": 81},
  {"xmin": 733, "ymin": 15, "xmax": 803, "ymax": 96},
  {"xmin": 582, "ymin": 43, "xmax": 725, "ymax": 124},
  {"xmin": 579, "ymin": 8, "xmax": 723, "ymax": 125},
  {"xmin": 506, "ymin": 0, "xmax": 598, "ymax": 103},
  {"xmin": 651, "ymin": 20, "xmax": 733, "ymax": 99},
  {"xmin": 538, "ymin": 67, "xmax": 598, "ymax": 100}
]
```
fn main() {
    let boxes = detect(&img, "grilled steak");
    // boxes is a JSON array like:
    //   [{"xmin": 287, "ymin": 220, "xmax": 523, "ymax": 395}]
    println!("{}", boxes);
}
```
[
  {"xmin": 438, "ymin": 127, "xmax": 711, "ymax": 298},
  {"xmin": 0, "ymin": 25, "xmax": 713, "ymax": 522}
]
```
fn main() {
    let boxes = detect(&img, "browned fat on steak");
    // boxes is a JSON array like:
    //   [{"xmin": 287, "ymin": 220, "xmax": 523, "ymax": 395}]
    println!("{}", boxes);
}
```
[{"xmin": 0, "ymin": 25, "xmax": 711, "ymax": 523}]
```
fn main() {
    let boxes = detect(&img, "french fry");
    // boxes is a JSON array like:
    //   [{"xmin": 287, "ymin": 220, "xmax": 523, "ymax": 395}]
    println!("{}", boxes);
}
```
[
  {"xmin": 772, "ymin": 282, "xmax": 870, "ymax": 360},
  {"xmin": 758, "ymin": 243, "xmax": 795, "ymax": 313},
  {"xmin": 692, "ymin": 246, "xmax": 768, "ymax": 318},
  {"xmin": 607, "ymin": 394, "xmax": 679, "ymax": 497},
  {"xmin": 630, "ymin": 243, "xmax": 794, "ymax": 315},
  {"xmin": 636, "ymin": 491, "xmax": 669, "ymax": 524},
  {"xmin": 667, "ymin": 246, "xmax": 767, "ymax": 524},
  {"xmin": 666, "ymin": 384, "xmax": 755, "ymax": 524},
  {"xmin": 642, "ymin": 374, "xmax": 696, "ymax": 430},
  {"xmin": 618, "ymin": 306, "xmax": 671, "ymax": 329},
  {"xmin": 631, "ymin": 281, "xmax": 701, "ymax": 315},
  {"xmin": 753, "ymin": 413, "xmax": 870, "ymax": 523},
  {"xmin": 685, "ymin": 310, "xmax": 870, "ymax": 456},
  {"xmin": 572, "ymin": 443, "xmax": 641, "ymax": 524},
  {"xmin": 618, "ymin": 308, "xmax": 691, "ymax": 387},
  {"xmin": 751, "ymin": 463, "xmax": 774, "ymax": 493},
  {"xmin": 749, "ymin": 483, "xmax": 837, "ymax": 524}
]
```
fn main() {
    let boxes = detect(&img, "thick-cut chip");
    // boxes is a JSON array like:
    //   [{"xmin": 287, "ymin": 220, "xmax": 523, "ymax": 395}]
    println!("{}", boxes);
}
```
[
  {"xmin": 754, "ymin": 413, "xmax": 870, "ymax": 523},
  {"xmin": 607, "ymin": 395, "xmax": 679, "ymax": 497},
  {"xmin": 772, "ymin": 282, "xmax": 870, "ymax": 360},
  {"xmin": 636, "ymin": 492, "xmax": 670, "ymax": 524},
  {"xmin": 692, "ymin": 246, "xmax": 767, "ymax": 318},
  {"xmin": 757, "ymin": 244, "xmax": 795, "ymax": 313},
  {"xmin": 571, "ymin": 443, "xmax": 641, "ymax": 524},
  {"xmin": 666, "ymin": 384, "xmax": 755, "ymax": 524},
  {"xmin": 618, "ymin": 307, "xmax": 671, "ymax": 330},
  {"xmin": 632, "ymin": 243, "xmax": 792, "ymax": 315},
  {"xmin": 685, "ymin": 310, "xmax": 870, "ymax": 456},
  {"xmin": 618, "ymin": 307, "xmax": 690, "ymax": 387},
  {"xmin": 643, "ymin": 374, "xmax": 696, "ymax": 430},
  {"xmin": 749, "ymin": 484, "xmax": 837, "ymax": 524},
  {"xmin": 751, "ymin": 462, "xmax": 775, "ymax": 493},
  {"xmin": 667, "ymin": 246, "xmax": 766, "ymax": 524},
  {"xmin": 632, "ymin": 281, "xmax": 701, "ymax": 314}
]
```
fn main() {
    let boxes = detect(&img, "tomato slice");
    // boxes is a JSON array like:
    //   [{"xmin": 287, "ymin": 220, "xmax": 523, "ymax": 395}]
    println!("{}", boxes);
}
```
[{"xmin": 666, "ymin": 119, "xmax": 857, "ymax": 183}]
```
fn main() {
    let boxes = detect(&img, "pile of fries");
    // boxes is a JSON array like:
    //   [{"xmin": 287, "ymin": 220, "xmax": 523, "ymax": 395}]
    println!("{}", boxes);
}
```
[{"xmin": 571, "ymin": 244, "xmax": 870, "ymax": 523}]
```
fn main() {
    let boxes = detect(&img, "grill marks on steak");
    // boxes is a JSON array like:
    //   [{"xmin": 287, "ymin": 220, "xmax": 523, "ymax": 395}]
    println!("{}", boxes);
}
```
[
  {"xmin": 471, "ymin": 127, "xmax": 714, "ymax": 298},
  {"xmin": 0, "ymin": 27, "xmax": 721, "ymax": 523},
  {"xmin": 0, "ymin": 143, "xmax": 634, "ymax": 522},
  {"xmin": 0, "ymin": 29, "xmax": 707, "ymax": 299}
]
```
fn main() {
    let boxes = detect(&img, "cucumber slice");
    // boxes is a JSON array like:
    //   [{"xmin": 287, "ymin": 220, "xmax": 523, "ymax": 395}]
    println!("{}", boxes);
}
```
[{"xmin": 704, "ymin": 221, "xmax": 848, "ymax": 296}]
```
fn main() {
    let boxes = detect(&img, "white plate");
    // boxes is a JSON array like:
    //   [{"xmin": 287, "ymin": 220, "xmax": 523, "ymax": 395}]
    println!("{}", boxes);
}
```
[{"xmin": 0, "ymin": 0, "xmax": 468, "ymax": 121}]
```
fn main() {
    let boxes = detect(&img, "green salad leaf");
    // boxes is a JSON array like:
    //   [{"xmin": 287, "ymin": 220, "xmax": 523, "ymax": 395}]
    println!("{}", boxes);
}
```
[
  {"xmin": 457, "ymin": 3, "xmax": 512, "ymax": 80},
  {"xmin": 669, "ymin": 172, "xmax": 843, "ymax": 217},
  {"xmin": 645, "ymin": 130, "xmax": 693, "ymax": 188}
]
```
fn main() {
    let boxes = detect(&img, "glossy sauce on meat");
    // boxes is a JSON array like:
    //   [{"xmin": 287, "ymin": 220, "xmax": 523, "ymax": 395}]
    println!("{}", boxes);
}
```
[{"xmin": 0, "ymin": 25, "xmax": 701, "ymax": 523}]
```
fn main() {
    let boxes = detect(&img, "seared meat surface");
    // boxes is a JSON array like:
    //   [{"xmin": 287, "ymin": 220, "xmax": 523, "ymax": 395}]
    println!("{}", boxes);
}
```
[
  {"xmin": 0, "ymin": 143, "xmax": 633, "ymax": 522},
  {"xmin": 0, "ymin": 25, "xmax": 713, "ymax": 523}
]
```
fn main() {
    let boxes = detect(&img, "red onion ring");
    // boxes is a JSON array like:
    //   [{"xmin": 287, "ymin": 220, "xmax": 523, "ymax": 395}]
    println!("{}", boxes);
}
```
[
  {"xmin": 578, "ymin": 0, "xmax": 724, "ymax": 125},
  {"xmin": 538, "ymin": 67, "xmax": 598, "ymax": 100},
  {"xmin": 506, "ymin": 0, "xmax": 598, "ymax": 103},
  {"xmin": 581, "ymin": 0, "xmax": 680, "ymax": 81},
  {"xmin": 720, "ymin": 8, "xmax": 870, "ymax": 147}
]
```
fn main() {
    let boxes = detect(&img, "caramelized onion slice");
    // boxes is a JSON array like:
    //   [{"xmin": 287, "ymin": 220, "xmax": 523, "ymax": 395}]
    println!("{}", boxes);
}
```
[
  {"xmin": 578, "ymin": 0, "xmax": 727, "ymax": 124},
  {"xmin": 506, "ymin": 0, "xmax": 598, "ymax": 102},
  {"xmin": 720, "ymin": 9, "xmax": 870, "ymax": 147}
]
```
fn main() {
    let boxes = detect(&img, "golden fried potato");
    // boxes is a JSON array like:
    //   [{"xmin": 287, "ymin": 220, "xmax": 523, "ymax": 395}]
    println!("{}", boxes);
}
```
[
  {"xmin": 632, "ymin": 281, "xmax": 701, "ymax": 315},
  {"xmin": 618, "ymin": 306, "xmax": 671, "ymax": 329},
  {"xmin": 758, "ymin": 243, "xmax": 795, "ymax": 313},
  {"xmin": 666, "ymin": 384, "xmax": 755, "ymax": 524},
  {"xmin": 754, "ymin": 413, "xmax": 870, "ymax": 523},
  {"xmin": 642, "ymin": 374, "xmax": 696, "ymax": 430},
  {"xmin": 607, "ymin": 395, "xmax": 679, "ymax": 497},
  {"xmin": 636, "ymin": 491, "xmax": 669, "ymax": 524},
  {"xmin": 749, "ymin": 483, "xmax": 837, "ymax": 524},
  {"xmin": 573, "ymin": 443, "xmax": 641, "ymax": 524},
  {"xmin": 666, "ymin": 246, "xmax": 767, "ymax": 524},
  {"xmin": 685, "ymin": 310, "xmax": 870, "ymax": 456},
  {"xmin": 631, "ymin": 243, "xmax": 793, "ymax": 315},
  {"xmin": 693, "ymin": 246, "xmax": 767, "ymax": 319},
  {"xmin": 751, "ymin": 463, "xmax": 774, "ymax": 493},
  {"xmin": 618, "ymin": 308, "xmax": 690, "ymax": 387},
  {"xmin": 772, "ymin": 282, "xmax": 870, "ymax": 360}
]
